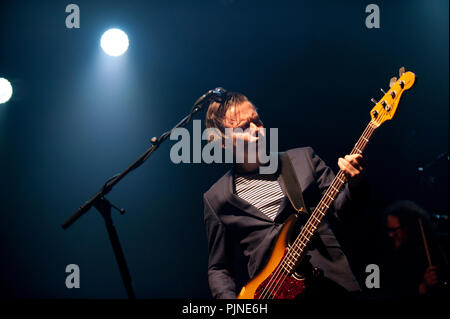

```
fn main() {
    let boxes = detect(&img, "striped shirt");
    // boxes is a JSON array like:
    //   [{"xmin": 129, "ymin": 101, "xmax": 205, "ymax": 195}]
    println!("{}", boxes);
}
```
[{"xmin": 234, "ymin": 172, "xmax": 285, "ymax": 220}]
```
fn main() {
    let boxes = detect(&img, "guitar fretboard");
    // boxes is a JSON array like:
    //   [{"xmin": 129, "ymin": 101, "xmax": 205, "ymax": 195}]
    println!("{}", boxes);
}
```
[{"xmin": 280, "ymin": 121, "xmax": 378, "ymax": 274}]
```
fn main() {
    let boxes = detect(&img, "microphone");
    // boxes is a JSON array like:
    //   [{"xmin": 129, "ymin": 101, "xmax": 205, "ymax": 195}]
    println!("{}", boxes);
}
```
[
  {"xmin": 212, "ymin": 87, "xmax": 227, "ymax": 97},
  {"xmin": 194, "ymin": 87, "xmax": 228, "ymax": 106}
]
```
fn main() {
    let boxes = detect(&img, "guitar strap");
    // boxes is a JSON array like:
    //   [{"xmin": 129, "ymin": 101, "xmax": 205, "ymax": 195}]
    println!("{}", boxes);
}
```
[{"xmin": 279, "ymin": 152, "xmax": 309, "ymax": 215}]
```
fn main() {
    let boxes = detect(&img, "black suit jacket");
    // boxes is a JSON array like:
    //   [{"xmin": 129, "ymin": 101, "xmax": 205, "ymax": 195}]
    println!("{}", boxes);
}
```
[{"xmin": 203, "ymin": 147, "xmax": 369, "ymax": 299}]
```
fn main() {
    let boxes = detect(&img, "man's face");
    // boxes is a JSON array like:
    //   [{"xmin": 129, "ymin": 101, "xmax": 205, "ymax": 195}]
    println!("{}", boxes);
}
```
[
  {"xmin": 387, "ymin": 215, "xmax": 408, "ymax": 249},
  {"xmin": 222, "ymin": 101, "xmax": 264, "ymax": 162}
]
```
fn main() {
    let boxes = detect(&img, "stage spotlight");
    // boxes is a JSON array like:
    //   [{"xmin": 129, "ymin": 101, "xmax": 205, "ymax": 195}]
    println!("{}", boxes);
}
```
[
  {"xmin": 100, "ymin": 28, "xmax": 129, "ymax": 57},
  {"xmin": 0, "ymin": 78, "xmax": 13, "ymax": 104}
]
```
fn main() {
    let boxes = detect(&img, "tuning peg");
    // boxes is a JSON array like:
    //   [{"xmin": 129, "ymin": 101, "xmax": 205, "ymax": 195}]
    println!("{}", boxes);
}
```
[
  {"xmin": 380, "ymin": 88, "xmax": 387, "ymax": 95},
  {"xmin": 389, "ymin": 77, "xmax": 397, "ymax": 88},
  {"xmin": 371, "ymin": 98, "xmax": 378, "ymax": 105},
  {"xmin": 399, "ymin": 66, "xmax": 405, "ymax": 77}
]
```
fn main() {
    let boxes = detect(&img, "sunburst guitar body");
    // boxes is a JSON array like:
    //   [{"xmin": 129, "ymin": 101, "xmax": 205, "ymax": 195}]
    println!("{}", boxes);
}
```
[{"xmin": 237, "ymin": 214, "xmax": 308, "ymax": 299}]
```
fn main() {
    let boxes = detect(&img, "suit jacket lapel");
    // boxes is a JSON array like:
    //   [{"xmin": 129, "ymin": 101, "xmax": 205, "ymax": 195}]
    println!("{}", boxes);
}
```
[{"xmin": 275, "ymin": 174, "xmax": 290, "ymax": 221}]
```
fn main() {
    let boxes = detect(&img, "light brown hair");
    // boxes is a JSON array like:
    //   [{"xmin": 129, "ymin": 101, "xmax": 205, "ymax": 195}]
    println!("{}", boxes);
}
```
[{"xmin": 205, "ymin": 92, "xmax": 261, "ymax": 138}]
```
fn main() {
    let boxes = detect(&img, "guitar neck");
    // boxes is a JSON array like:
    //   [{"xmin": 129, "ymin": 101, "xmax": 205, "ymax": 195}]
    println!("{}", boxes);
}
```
[{"xmin": 284, "ymin": 120, "xmax": 378, "ymax": 272}]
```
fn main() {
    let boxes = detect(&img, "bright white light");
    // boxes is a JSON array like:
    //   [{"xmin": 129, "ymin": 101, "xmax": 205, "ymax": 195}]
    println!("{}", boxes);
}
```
[
  {"xmin": 0, "ymin": 78, "xmax": 13, "ymax": 104},
  {"xmin": 100, "ymin": 28, "xmax": 129, "ymax": 56}
]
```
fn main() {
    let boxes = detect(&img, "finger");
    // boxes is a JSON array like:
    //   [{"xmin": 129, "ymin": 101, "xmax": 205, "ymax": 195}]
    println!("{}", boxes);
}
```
[
  {"xmin": 348, "ymin": 155, "xmax": 362, "ymax": 167},
  {"xmin": 339, "ymin": 157, "xmax": 360, "ymax": 175},
  {"xmin": 338, "ymin": 158, "xmax": 359, "ymax": 178},
  {"xmin": 344, "ymin": 154, "xmax": 363, "ymax": 161},
  {"xmin": 344, "ymin": 154, "xmax": 364, "ymax": 171},
  {"xmin": 337, "ymin": 159, "xmax": 349, "ymax": 178}
]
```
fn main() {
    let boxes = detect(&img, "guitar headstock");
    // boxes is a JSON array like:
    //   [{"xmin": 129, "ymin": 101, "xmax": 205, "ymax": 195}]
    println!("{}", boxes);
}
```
[{"xmin": 370, "ymin": 67, "xmax": 416, "ymax": 127}]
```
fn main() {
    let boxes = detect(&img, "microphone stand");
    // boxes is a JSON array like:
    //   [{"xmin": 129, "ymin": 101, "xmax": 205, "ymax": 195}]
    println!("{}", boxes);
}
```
[
  {"xmin": 61, "ymin": 94, "xmax": 211, "ymax": 299},
  {"xmin": 417, "ymin": 152, "xmax": 449, "ymax": 172}
]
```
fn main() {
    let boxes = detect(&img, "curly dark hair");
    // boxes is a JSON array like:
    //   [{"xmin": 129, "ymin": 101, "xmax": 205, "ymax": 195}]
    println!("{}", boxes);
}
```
[{"xmin": 383, "ymin": 200, "xmax": 435, "ymax": 247}]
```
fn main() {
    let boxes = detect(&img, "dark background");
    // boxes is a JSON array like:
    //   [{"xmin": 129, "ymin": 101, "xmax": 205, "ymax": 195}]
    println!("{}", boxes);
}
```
[{"xmin": 0, "ymin": 0, "xmax": 448, "ymax": 298}]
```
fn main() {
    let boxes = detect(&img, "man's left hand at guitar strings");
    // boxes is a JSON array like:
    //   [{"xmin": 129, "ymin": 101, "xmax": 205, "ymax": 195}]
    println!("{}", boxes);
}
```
[{"xmin": 338, "ymin": 154, "xmax": 365, "ymax": 187}]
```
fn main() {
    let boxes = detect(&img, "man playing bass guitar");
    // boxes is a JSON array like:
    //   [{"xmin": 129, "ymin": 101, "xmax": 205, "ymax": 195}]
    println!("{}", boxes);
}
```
[{"xmin": 202, "ymin": 91, "xmax": 370, "ymax": 299}]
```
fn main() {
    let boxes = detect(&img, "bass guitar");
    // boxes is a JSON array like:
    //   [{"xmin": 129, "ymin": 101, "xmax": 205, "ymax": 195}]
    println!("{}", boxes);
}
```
[{"xmin": 237, "ymin": 67, "xmax": 416, "ymax": 299}]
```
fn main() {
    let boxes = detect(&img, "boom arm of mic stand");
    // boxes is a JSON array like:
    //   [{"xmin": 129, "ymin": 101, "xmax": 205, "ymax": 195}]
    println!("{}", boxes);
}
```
[{"xmin": 61, "ymin": 101, "xmax": 206, "ymax": 229}]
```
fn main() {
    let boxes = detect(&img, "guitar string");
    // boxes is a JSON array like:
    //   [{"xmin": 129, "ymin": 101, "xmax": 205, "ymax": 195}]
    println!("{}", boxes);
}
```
[
  {"xmin": 262, "ymin": 171, "xmax": 347, "ymax": 299},
  {"xmin": 259, "ymin": 162, "xmax": 353, "ymax": 297},
  {"xmin": 259, "ymin": 169, "xmax": 354, "ymax": 296},
  {"xmin": 260, "ymin": 119, "xmax": 380, "ymax": 299},
  {"xmin": 264, "ymin": 115, "xmax": 384, "ymax": 299},
  {"xmin": 284, "ymin": 118, "xmax": 380, "ymax": 259},
  {"xmin": 260, "ymin": 122, "xmax": 375, "ymax": 299},
  {"xmin": 285, "ymin": 121, "xmax": 377, "ymax": 258},
  {"xmin": 266, "ymin": 119, "xmax": 381, "ymax": 298},
  {"xmin": 262, "ymin": 170, "xmax": 348, "ymax": 299},
  {"xmin": 265, "ymin": 117, "xmax": 384, "ymax": 299},
  {"xmin": 264, "ymin": 124, "xmax": 376, "ymax": 299}
]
